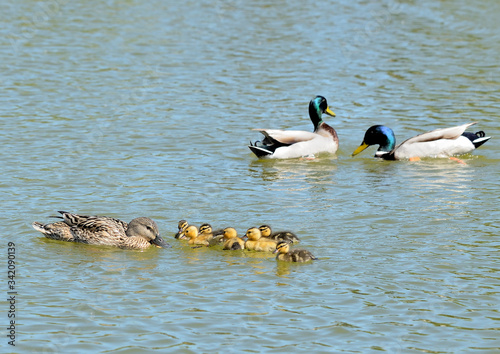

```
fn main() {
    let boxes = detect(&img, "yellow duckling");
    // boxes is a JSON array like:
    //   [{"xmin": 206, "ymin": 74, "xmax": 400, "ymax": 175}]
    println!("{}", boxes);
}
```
[
  {"xmin": 175, "ymin": 219, "xmax": 189, "ymax": 239},
  {"xmin": 184, "ymin": 225, "xmax": 213, "ymax": 246},
  {"xmin": 258, "ymin": 225, "xmax": 300, "ymax": 244},
  {"xmin": 222, "ymin": 227, "xmax": 245, "ymax": 250},
  {"xmin": 245, "ymin": 227, "xmax": 277, "ymax": 252},
  {"xmin": 274, "ymin": 241, "xmax": 317, "ymax": 262}
]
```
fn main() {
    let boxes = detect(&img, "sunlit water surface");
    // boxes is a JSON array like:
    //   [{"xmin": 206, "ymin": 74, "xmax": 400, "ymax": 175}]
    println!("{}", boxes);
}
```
[{"xmin": 1, "ymin": 0, "xmax": 500, "ymax": 352}]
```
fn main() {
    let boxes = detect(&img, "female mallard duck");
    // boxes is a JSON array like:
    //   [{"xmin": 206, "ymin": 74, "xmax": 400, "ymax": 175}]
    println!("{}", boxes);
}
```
[
  {"xmin": 222, "ymin": 227, "xmax": 245, "ymax": 250},
  {"xmin": 352, "ymin": 123, "xmax": 490, "ymax": 160},
  {"xmin": 32, "ymin": 211, "xmax": 169, "ymax": 250},
  {"xmin": 184, "ymin": 225, "xmax": 213, "ymax": 246},
  {"xmin": 274, "ymin": 241, "xmax": 317, "ymax": 262},
  {"xmin": 258, "ymin": 225, "xmax": 300, "ymax": 244},
  {"xmin": 175, "ymin": 219, "xmax": 189, "ymax": 239},
  {"xmin": 248, "ymin": 96, "xmax": 338, "ymax": 159},
  {"xmin": 244, "ymin": 227, "xmax": 277, "ymax": 252}
]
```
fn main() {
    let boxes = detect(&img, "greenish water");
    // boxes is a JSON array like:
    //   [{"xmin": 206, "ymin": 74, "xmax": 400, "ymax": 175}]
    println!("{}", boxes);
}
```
[{"xmin": 1, "ymin": 0, "xmax": 500, "ymax": 353}]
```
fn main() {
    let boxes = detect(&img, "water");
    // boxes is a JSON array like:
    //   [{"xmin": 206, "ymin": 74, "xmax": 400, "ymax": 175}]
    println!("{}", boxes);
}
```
[{"xmin": 1, "ymin": 0, "xmax": 500, "ymax": 352}]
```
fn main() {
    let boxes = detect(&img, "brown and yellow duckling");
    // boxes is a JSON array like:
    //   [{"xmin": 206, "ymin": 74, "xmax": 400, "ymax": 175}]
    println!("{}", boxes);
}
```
[
  {"xmin": 184, "ymin": 225, "xmax": 214, "ymax": 246},
  {"xmin": 222, "ymin": 227, "xmax": 245, "ymax": 250},
  {"xmin": 245, "ymin": 227, "xmax": 277, "ymax": 252},
  {"xmin": 274, "ymin": 241, "xmax": 317, "ymax": 262},
  {"xmin": 200, "ymin": 223, "xmax": 227, "ymax": 246},
  {"xmin": 175, "ymin": 219, "xmax": 189, "ymax": 239},
  {"xmin": 259, "ymin": 225, "xmax": 300, "ymax": 244},
  {"xmin": 32, "ymin": 211, "xmax": 169, "ymax": 250}
]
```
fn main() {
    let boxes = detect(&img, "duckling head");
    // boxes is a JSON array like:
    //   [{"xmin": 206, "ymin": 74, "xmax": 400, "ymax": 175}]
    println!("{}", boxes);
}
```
[
  {"xmin": 273, "ymin": 241, "xmax": 291, "ymax": 254},
  {"xmin": 223, "ymin": 227, "xmax": 238, "ymax": 239},
  {"xmin": 352, "ymin": 125, "xmax": 396, "ymax": 156},
  {"xmin": 126, "ymin": 217, "xmax": 170, "ymax": 248},
  {"xmin": 309, "ymin": 96, "xmax": 336, "ymax": 129},
  {"xmin": 245, "ymin": 227, "xmax": 262, "ymax": 241},
  {"xmin": 184, "ymin": 225, "xmax": 199, "ymax": 240},
  {"xmin": 199, "ymin": 223, "xmax": 213, "ymax": 235},
  {"xmin": 177, "ymin": 220, "xmax": 188, "ymax": 232},
  {"xmin": 258, "ymin": 225, "xmax": 272, "ymax": 238},
  {"xmin": 175, "ymin": 219, "xmax": 189, "ymax": 239}
]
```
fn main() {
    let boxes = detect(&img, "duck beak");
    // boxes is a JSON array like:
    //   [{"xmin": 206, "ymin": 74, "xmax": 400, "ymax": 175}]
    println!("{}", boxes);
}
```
[
  {"xmin": 325, "ymin": 106, "xmax": 336, "ymax": 117},
  {"xmin": 152, "ymin": 235, "xmax": 171, "ymax": 248},
  {"xmin": 352, "ymin": 142, "xmax": 370, "ymax": 156},
  {"xmin": 273, "ymin": 248, "xmax": 279, "ymax": 254}
]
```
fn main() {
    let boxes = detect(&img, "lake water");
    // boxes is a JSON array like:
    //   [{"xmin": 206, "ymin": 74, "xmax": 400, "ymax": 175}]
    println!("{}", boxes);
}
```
[{"xmin": 2, "ymin": 0, "xmax": 500, "ymax": 353}]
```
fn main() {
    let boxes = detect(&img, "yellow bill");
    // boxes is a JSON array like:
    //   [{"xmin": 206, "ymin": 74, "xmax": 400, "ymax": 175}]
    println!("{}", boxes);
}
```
[
  {"xmin": 325, "ymin": 106, "xmax": 336, "ymax": 117},
  {"xmin": 352, "ymin": 142, "xmax": 370, "ymax": 156}
]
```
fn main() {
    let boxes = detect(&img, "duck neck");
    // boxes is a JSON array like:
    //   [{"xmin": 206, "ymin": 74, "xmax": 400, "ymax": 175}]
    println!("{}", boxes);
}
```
[
  {"xmin": 308, "ymin": 100, "xmax": 323, "ymax": 131},
  {"xmin": 376, "ymin": 126, "xmax": 396, "ymax": 153}
]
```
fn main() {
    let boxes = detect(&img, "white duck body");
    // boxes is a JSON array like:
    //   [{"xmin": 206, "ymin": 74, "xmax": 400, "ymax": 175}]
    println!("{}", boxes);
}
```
[{"xmin": 392, "ymin": 123, "xmax": 488, "ymax": 159}]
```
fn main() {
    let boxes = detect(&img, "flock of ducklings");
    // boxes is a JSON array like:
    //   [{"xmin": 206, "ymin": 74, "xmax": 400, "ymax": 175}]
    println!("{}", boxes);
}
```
[{"xmin": 174, "ymin": 220, "xmax": 317, "ymax": 262}]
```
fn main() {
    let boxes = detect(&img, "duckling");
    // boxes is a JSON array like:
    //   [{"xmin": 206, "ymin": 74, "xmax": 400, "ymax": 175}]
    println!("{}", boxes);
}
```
[
  {"xmin": 198, "ymin": 223, "xmax": 225, "ymax": 246},
  {"xmin": 248, "ymin": 96, "xmax": 338, "ymax": 159},
  {"xmin": 274, "ymin": 241, "xmax": 317, "ymax": 262},
  {"xmin": 184, "ymin": 225, "xmax": 213, "ymax": 246},
  {"xmin": 175, "ymin": 219, "xmax": 189, "ymax": 239},
  {"xmin": 244, "ymin": 227, "xmax": 277, "ymax": 252},
  {"xmin": 258, "ymin": 225, "xmax": 300, "ymax": 244},
  {"xmin": 352, "ymin": 123, "xmax": 490, "ymax": 160},
  {"xmin": 222, "ymin": 227, "xmax": 245, "ymax": 250},
  {"xmin": 32, "ymin": 211, "xmax": 169, "ymax": 250}
]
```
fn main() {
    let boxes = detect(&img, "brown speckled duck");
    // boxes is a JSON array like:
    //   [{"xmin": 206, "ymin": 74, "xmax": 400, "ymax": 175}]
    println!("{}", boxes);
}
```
[
  {"xmin": 274, "ymin": 241, "xmax": 317, "ymax": 262},
  {"xmin": 258, "ymin": 225, "xmax": 300, "ymax": 244},
  {"xmin": 32, "ymin": 211, "xmax": 169, "ymax": 250},
  {"xmin": 222, "ymin": 227, "xmax": 245, "ymax": 250},
  {"xmin": 245, "ymin": 227, "xmax": 277, "ymax": 252}
]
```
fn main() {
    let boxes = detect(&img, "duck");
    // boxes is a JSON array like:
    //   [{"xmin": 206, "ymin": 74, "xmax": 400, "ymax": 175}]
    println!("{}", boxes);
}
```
[
  {"xmin": 274, "ymin": 241, "xmax": 317, "ymax": 262},
  {"xmin": 248, "ymin": 96, "xmax": 338, "ymax": 159},
  {"xmin": 222, "ymin": 227, "xmax": 245, "ymax": 250},
  {"xmin": 258, "ymin": 225, "xmax": 300, "ymax": 244},
  {"xmin": 184, "ymin": 225, "xmax": 213, "ymax": 246},
  {"xmin": 175, "ymin": 219, "xmax": 189, "ymax": 239},
  {"xmin": 32, "ymin": 211, "xmax": 169, "ymax": 250},
  {"xmin": 352, "ymin": 122, "xmax": 491, "ymax": 160},
  {"xmin": 199, "ymin": 223, "xmax": 226, "ymax": 246},
  {"xmin": 244, "ymin": 227, "xmax": 277, "ymax": 252}
]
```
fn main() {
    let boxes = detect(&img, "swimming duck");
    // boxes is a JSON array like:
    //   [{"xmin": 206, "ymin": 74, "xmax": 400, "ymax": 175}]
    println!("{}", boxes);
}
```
[
  {"xmin": 175, "ymin": 219, "xmax": 189, "ymax": 239},
  {"xmin": 244, "ymin": 227, "xmax": 277, "ymax": 252},
  {"xmin": 258, "ymin": 225, "xmax": 300, "ymax": 244},
  {"xmin": 32, "ymin": 211, "xmax": 169, "ymax": 250},
  {"xmin": 352, "ymin": 123, "xmax": 491, "ymax": 160},
  {"xmin": 184, "ymin": 225, "xmax": 213, "ymax": 246},
  {"xmin": 222, "ymin": 227, "xmax": 245, "ymax": 250},
  {"xmin": 248, "ymin": 96, "xmax": 338, "ymax": 159},
  {"xmin": 274, "ymin": 241, "xmax": 317, "ymax": 262},
  {"xmin": 199, "ymin": 223, "xmax": 226, "ymax": 246}
]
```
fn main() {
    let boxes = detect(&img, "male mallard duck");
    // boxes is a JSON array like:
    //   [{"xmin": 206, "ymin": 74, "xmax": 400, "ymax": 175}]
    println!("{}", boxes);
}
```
[
  {"xmin": 222, "ymin": 227, "xmax": 245, "ymax": 250},
  {"xmin": 32, "ymin": 211, "xmax": 169, "ymax": 250},
  {"xmin": 258, "ymin": 225, "xmax": 300, "ymax": 244},
  {"xmin": 352, "ymin": 123, "xmax": 490, "ymax": 160},
  {"xmin": 184, "ymin": 225, "xmax": 213, "ymax": 246},
  {"xmin": 175, "ymin": 219, "xmax": 189, "ymax": 239},
  {"xmin": 274, "ymin": 241, "xmax": 317, "ymax": 262},
  {"xmin": 248, "ymin": 96, "xmax": 338, "ymax": 159},
  {"xmin": 244, "ymin": 227, "xmax": 277, "ymax": 252}
]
